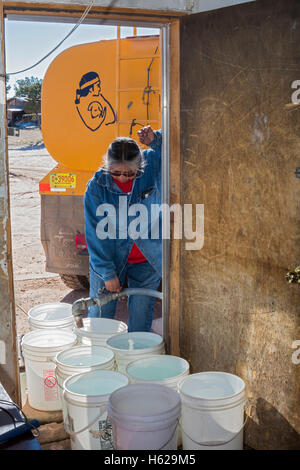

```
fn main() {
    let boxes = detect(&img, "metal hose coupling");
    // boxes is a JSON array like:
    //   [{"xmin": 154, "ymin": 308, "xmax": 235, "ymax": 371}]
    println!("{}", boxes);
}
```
[{"xmin": 72, "ymin": 288, "xmax": 163, "ymax": 329}]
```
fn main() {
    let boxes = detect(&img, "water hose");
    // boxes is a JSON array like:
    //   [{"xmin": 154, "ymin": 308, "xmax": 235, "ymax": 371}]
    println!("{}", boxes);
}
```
[{"xmin": 72, "ymin": 288, "xmax": 163, "ymax": 328}]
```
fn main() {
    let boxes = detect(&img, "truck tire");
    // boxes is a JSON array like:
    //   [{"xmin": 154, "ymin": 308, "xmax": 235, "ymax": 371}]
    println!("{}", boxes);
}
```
[{"xmin": 60, "ymin": 274, "xmax": 90, "ymax": 291}]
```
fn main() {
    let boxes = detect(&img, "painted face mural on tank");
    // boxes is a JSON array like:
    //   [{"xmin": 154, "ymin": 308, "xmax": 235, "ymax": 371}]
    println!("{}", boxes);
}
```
[{"xmin": 75, "ymin": 71, "xmax": 116, "ymax": 132}]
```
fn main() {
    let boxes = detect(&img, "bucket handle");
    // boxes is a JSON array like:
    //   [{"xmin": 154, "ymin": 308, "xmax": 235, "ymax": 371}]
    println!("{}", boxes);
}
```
[
  {"xmin": 47, "ymin": 357, "xmax": 57, "ymax": 365},
  {"xmin": 54, "ymin": 368, "xmax": 64, "ymax": 391},
  {"xmin": 63, "ymin": 401, "xmax": 107, "ymax": 438},
  {"xmin": 180, "ymin": 401, "xmax": 255, "ymax": 448},
  {"xmin": 159, "ymin": 419, "xmax": 179, "ymax": 450}
]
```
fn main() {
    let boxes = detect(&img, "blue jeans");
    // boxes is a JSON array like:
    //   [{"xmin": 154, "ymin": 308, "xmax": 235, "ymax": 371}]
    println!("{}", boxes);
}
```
[{"xmin": 88, "ymin": 261, "xmax": 161, "ymax": 332}]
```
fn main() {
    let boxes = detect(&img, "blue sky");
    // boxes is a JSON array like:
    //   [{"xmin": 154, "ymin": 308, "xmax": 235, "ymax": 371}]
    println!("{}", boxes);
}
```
[{"xmin": 5, "ymin": 19, "xmax": 159, "ymax": 97}]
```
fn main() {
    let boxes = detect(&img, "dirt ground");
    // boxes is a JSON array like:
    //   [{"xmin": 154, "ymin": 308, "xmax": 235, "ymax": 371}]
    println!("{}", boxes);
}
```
[
  {"xmin": 8, "ymin": 129, "xmax": 162, "ymax": 345},
  {"xmin": 8, "ymin": 129, "xmax": 87, "ymax": 341}
]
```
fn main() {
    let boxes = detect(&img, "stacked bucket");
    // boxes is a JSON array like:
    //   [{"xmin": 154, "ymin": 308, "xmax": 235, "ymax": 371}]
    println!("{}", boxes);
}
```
[{"xmin": 21, "ymin": 302, "xmax": 249, "ymax": 450}]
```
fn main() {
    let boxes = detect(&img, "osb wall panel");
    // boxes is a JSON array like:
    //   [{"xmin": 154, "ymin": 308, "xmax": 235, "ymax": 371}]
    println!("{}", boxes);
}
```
[{"xmin": 180, "ymin": 0, "xmax": 300, "ymax": 449}]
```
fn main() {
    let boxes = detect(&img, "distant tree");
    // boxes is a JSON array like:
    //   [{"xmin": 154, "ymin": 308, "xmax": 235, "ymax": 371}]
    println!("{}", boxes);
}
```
[
  {"xmin": 14, "ymin": 76, "xmax": 42, "ymax": 118},
  {"xmin": 5, "ymin": 76, "xmax": 11, "ymax": 96}
]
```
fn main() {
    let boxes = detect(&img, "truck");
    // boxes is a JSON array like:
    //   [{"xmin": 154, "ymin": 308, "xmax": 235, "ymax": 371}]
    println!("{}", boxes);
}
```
[{"xmin": 39, "ymin": 30, "xmax": 161, "ymax": 290}]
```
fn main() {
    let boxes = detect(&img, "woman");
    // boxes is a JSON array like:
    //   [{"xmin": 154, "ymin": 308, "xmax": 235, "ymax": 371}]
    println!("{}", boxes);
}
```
[{"xmin": 84, "ymin": 126, "xmax": 162, "ymax": 332}]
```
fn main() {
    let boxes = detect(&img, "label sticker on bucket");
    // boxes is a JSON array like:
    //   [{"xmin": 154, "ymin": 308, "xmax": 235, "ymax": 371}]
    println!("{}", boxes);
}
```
[
  {"xmin": 99, "ymin": 418, "xmax": 114, "ymax": 450},
  {"xmin": 43, "ymin": 370, "xmax": 59, "ymax": 401}
]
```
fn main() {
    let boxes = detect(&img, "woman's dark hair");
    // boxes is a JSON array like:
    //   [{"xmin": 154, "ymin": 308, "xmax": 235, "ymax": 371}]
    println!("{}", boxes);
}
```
[
  {"xmin": 75, "ymin": 72, "xmax": 100, "ymax": 104},
  {"xmin": 104, "ymin": 137, "xmax": 146, "ymax": 171}
]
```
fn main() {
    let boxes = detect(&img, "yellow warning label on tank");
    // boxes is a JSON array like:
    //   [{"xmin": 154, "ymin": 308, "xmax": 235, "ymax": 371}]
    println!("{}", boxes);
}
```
[{"xmin": 50, "ymin": 173, "xmax": 76, "ymax": 189}]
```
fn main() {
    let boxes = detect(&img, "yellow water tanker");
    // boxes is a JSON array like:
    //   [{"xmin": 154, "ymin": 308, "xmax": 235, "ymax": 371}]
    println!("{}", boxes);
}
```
[
  {"xmin": 41, "ymin": 35, "xmax": 160, "ymax": 183},
  {"xmin": 39, "ymin": 33, "xmax": 161, "ymax": 289}
]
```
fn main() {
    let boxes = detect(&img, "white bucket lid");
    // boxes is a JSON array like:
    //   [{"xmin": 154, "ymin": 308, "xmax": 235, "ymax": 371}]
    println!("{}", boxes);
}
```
[
  {"xmin": 178, "ymin": 372, "xmax": 246, "ymax": 409},
  {"xmin": 28, "ymin": 303, "xmax": 73, "ymax": 323},
  {"xmin": 63, "ymin": 370, "xmax": 129, "ymax": 405},
  {"xmin": 108, "ymin": 383, "xmax": 181, "ymax": 429},
  {"xmin": 75, "ymin": 318, "xmax": 127, "ymax": 340},
  {"xmin": 126, "ymin": 355, "xmax": 189, "ymax": 381},
  {"xmin": 22, "ymin": 328, "xmax": 77, "ymax": 354},
  {"xmin": 107, "ymin": 332, "xmax": 163, "ymax": 351},
  {"xmin": 55, "ymin": 345, "xmax": 114, "ymax": 368}
]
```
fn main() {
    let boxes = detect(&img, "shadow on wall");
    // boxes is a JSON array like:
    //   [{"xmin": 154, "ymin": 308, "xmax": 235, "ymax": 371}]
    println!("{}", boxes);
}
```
[{"xmin": 247, "ymin": 398, "xmax": 300, "ymax": 450}]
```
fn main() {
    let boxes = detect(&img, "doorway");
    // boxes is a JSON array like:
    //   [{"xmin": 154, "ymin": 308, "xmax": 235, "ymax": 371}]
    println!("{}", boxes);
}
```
[{"xmin": 3, "ymin": 6, "xmax": 172, "ymax": 402}]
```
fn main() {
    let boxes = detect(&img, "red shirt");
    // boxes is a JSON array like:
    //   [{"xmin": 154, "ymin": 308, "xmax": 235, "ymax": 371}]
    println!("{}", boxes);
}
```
[{"xmin": 113, "ymin": 178, "xmax": 147, "ymax": 264}]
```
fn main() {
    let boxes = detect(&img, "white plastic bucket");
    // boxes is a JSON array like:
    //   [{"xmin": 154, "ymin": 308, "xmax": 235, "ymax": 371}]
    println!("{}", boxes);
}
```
[
  {"xmin": 55, "ymin": 345, "xmax": 115, "ymax": 419},
  {"xmin": 74, "ymin": 318, "xmax": 127, "ymax": 347},
  {"xmin": 55, "ymin": 345, "xmax": 115, "ymax": 381},
  {"xmin": 106, "ymin": 332, "xmax": 165, "ymax": 374},
  {"xmin": 126, "ymin": 355, "xmax": 190, "ymax": 390},
  {"xmin": 126, "ymin": 355, "xmax": 189, "ymax": 447},
  {"xmin": 107, "ymin": 383, "xmax": 181, "ymax": 450},
  {"xmin": 178, "ymin": 372, "xmax": 248, "ymax": 450},
  {"xmin": 28, "ymin": 303, "xmax": 75, "ymax": 331},
  {"xmin": 21, "ymin": 329, "xmax": 77, "ymax": 411},
  {"xmin": 63, "ymin": 369, "xmax": 129, "ymax": 450}
]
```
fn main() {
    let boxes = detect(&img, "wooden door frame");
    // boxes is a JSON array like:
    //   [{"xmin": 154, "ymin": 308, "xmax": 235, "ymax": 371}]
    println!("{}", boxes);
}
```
[
  {"xmin": 0, "ymin": 4, "xmax": 181, "ymax": 400},
  {"xmin": 0, "ymin": 2, "xmax": 20, "ymax": 403}
]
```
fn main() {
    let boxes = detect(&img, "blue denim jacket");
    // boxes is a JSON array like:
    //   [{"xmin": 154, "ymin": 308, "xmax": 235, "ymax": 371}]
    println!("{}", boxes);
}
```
[{"xmin": 84, "ymin": 130, "xmax": 162, "ymax": 284}]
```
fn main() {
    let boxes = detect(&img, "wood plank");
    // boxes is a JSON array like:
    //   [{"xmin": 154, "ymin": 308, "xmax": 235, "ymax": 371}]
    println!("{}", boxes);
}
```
[
  {"xmin": 0, "ymin": 2, "xmax": 20, "ymax": 404},
  {"xmin": 168, "ymin": 19, "xmax": 181, "ymax": 357}
]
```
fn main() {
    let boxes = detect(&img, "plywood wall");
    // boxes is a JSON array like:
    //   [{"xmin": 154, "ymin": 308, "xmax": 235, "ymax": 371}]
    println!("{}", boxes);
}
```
[{"xmin": 180, "ymin": 0, "xmax": 300, "ymax": 449}]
